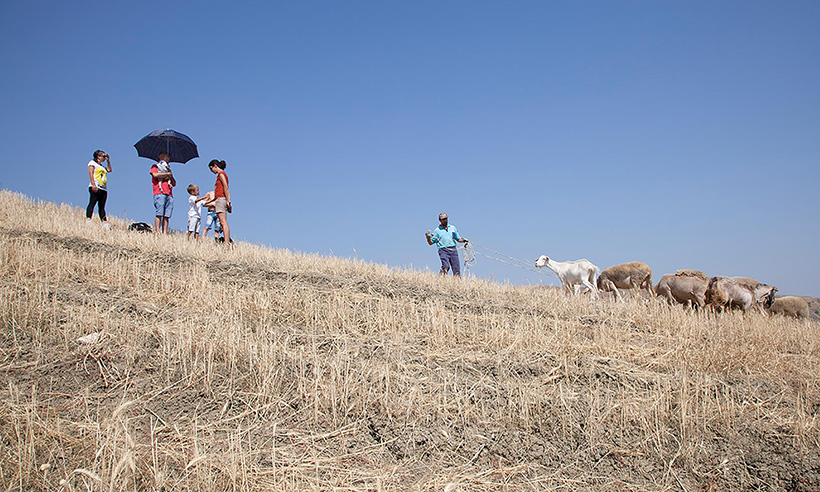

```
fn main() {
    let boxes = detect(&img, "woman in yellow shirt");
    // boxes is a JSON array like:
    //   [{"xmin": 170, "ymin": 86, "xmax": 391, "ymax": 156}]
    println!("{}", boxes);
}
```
[{"xmin": 87, "ymin": 150, "xmax": 112, "ymax": 227}]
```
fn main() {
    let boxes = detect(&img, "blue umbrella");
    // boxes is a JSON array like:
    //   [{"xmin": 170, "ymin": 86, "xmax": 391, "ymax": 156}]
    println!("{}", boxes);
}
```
[{"xmin": 134, "ymin": 129, "xmax": 199, "ymax": 164}]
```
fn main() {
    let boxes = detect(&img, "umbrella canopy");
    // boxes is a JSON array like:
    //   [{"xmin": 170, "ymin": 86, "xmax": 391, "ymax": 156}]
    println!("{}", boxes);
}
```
[{"xmin": 134, "ymin": 129, "xmax": 199, "ymax": 164}]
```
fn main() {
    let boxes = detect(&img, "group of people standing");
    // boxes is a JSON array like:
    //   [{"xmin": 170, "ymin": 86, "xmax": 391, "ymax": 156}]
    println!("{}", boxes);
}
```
[
  {"xmin": 182, "ymin": 160, "xmax": 232, "ymax": 243},
  {"xmin": 85, "ymin": 150, "xmax": 231, "ymax": 243},
  {"xmin": 85, "ymin": 149, "xmax": 471, "ymax": 270}
]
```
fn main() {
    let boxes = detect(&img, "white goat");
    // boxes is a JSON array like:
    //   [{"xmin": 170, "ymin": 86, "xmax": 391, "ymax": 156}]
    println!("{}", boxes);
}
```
[{"xmin": 535, "ymin": 255, "xmax": 600, "ymax": 298}]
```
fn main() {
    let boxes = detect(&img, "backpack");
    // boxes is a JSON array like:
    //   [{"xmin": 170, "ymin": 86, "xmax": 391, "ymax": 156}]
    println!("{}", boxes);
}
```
[{"xmin": 129, "ymin": 222, "xmax": 153, "ymax": 233}]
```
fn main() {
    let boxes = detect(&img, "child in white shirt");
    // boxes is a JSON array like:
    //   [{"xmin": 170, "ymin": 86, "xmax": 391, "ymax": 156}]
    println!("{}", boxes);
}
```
[{"xmin": 186, "ymin": 184, "xmax": 210, "ymax": 238}]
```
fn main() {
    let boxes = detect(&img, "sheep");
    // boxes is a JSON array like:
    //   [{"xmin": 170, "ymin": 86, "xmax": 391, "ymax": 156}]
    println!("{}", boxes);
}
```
[
  {"xmin": 770, "ymin": 296, "xmax": 810, "ymax": 319},
  {"xmin": 534, "ymin": 255, "xmax": 600, "ymax": 298},
  {"xmin": 730, "ymin": 277, "xmax": 778, "ymax": 311},
  {"xmin": 705, "ymin": 276, "xmax": 777, "ymax": 313},
  {"xmin": 597, "ymin": 261, "xmax": 654, "ymax": 300},
  {"xmin": 705, "ymin": 276, "xmax": 755, "ymax": 312},
  {"xmin": 655, "ymin": 270, "xmax": 710, "ymax": 309},
  {"xmin": 675, "ymin": 269, "xmax": 710, "ymax": 280}
]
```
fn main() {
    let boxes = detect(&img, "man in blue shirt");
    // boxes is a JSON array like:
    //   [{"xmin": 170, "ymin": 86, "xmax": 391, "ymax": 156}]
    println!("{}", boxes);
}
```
[{"xmin": 425, "ymin": 212, "xmax": 469, "ymax": 277}]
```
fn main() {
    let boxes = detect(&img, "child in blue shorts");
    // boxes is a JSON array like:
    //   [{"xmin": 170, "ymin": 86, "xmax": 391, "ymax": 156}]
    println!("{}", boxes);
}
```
[{"xmin": 200, "ymin": 191, "xmax": 223, "ymax": 241}]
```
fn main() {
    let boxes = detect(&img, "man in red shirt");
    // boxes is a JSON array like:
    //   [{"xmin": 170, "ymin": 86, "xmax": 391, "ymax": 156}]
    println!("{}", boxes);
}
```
[{"xmin": 150, "ymin": 152, "xmax": 176, "ymax": 234}]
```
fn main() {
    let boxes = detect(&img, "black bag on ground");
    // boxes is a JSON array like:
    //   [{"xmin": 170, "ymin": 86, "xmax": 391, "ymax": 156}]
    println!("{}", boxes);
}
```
[{"xmin": 129, "ymin": 222, "xmax": 153, "ymax": 233}]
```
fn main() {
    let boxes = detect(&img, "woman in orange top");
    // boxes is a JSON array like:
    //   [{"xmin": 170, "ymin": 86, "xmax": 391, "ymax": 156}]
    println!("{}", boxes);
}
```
[{"xmin": 208, "ymin": 159, "xmax": 231, "ymax": 244}]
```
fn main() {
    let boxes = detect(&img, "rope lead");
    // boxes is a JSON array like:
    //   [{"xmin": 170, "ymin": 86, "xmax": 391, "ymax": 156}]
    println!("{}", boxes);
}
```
[{"xmin": 456, "ymin": 241, "xmax": 558, "ymax": 280}]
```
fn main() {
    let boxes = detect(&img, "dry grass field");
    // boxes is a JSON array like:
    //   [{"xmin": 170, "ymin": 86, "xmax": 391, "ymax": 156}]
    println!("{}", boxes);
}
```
[{"xmin": 1, "ymin": 190, "xmax": 819, "ymax": 491}]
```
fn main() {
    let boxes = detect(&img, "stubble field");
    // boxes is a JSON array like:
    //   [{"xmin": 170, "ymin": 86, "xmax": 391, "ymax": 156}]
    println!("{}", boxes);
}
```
[{"xmin": 1, "ymin": 190, "xmax": 818, "ymax": 491}]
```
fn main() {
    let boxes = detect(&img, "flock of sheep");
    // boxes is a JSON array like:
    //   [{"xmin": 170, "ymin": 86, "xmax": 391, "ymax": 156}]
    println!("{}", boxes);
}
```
[{"xmin": 534, "ymin": 255, "xmax": 811, "ymax": 319}]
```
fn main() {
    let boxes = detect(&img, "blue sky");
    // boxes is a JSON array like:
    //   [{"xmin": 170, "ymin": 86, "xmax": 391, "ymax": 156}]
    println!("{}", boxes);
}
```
[{"xmin": 2, "ymin": 1, "xmax": 818, "ymax": 295}]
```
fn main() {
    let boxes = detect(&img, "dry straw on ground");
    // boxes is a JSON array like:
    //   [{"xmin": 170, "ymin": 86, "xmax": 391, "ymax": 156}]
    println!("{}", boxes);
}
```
[{"xmin": 0, "ymin": 190, "xmax": 818, "ymax": 491}]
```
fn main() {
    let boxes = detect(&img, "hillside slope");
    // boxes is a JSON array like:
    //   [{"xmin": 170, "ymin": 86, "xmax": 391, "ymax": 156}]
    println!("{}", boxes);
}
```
[{"xmin": 1, "ymin": 191, "xmax": 819, "ymax": 491}]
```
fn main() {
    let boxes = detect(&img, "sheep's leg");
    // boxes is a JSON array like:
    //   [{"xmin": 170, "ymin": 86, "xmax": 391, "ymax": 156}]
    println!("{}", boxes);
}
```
[
  {"xmin": 628, "ymin": 280, "xmax": 641, "ymax": 300},
  {"xmin": 587, "ymin": 272, "xmax": 599, "ymax": 299},
  {"xmin": 644, "ymin": 276, "xmax": 655, "ymax": 296},
  {"xmin": 581, "ymin": 278, "xmax": 597, "ymax": 299},
  {"xmin": 603, "ymin": 280, "xmax": 621, "ymax": 301}
]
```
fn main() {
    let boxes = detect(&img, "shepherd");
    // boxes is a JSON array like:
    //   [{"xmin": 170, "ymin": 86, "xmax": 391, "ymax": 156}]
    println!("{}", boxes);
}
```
[{"xmin": 425, "ymin": 212, "xmax": 469, "ymax": 277}]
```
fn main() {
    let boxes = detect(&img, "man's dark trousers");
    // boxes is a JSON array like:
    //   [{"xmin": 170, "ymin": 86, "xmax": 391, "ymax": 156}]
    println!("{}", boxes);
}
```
[{"xmin": 438, "ymin": 247, "xmax": 461, "ymax": 275}]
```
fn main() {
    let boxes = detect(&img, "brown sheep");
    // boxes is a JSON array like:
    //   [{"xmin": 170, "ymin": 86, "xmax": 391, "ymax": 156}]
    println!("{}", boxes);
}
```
[
  {"xmin": 705, "ymin": 276, "xmax": 777, "ymax": 313},
  {"xmin": 705, "ymin": 276, "xmax": 754, "ymax": 312},
  {"xmin": 675, "ymin": 269, "xmax": 710, "ymax": 280},
  {"xmin": 770, "ymin": 296, "xmax": 810, "ymax": 319},
  {"xmin": 730, "ymin": 277, "xmax": 777, "ymax": 311},
  {"xmin": 655, "ymin": 270, "xmax": 710, "ymax": 309},
  {"xmin": 597, "ymin": 261, "xmax": 653, "ymax": 300}
]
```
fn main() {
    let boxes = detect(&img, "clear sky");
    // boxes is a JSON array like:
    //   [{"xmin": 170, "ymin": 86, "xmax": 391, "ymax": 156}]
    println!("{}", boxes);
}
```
[{"xmin": 2, "ymin": 1, "xmax": 818, "ymax": 295}]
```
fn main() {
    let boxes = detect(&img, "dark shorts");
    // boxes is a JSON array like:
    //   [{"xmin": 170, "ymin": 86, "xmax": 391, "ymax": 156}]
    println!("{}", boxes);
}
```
[{"xmin": 438, "ymin": 247, "xmax": 460, "ymax": 275}]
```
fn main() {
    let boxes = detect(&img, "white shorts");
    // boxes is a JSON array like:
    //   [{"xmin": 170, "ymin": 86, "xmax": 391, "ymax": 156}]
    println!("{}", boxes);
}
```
[{"xmin": 188, "ymin": 216, "xmax": 201, "ymax": 233}]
